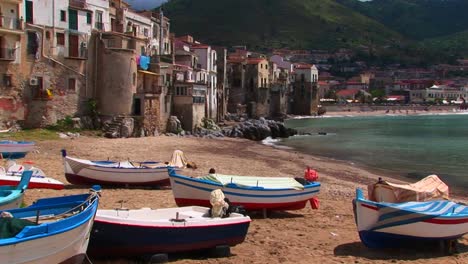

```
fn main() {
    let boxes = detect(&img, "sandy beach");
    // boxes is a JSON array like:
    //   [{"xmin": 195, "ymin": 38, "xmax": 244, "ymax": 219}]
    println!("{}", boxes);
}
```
[{"xmin": 8, "ymin": 134, "xmax": 467, "ymax": 264}]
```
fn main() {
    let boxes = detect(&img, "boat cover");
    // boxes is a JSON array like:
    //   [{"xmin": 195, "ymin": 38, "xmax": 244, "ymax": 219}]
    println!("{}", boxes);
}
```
[
  {"xmin": 368, "ymin": 175, "xmax": 449, "ymax": 203},
  {"xmin": 201, "ymin": 174, "xmax": 305, "ymax": 190},
  {"xmin": 370, "ymin": 200, "xmax": 467, "ymax": 231},
  {"xmin": 168, "ymin": 150, "xmax": 188, "ymax": 168}
]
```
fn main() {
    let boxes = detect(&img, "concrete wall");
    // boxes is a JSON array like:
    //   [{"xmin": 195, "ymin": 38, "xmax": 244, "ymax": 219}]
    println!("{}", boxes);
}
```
[
  {"xmin": 291, "ymin": 81, "xmax": 315, "ymax": 115},
  {"xmin": 172, "ymin": 95, "xmax": 193, "ymax": 130},
  {"xmin": 23, "ymin": 59, "xmax": 85, "ymax": 127},
  {"xmin": 96, "ymin": 47, "xmax": 137, "ymax": 116},
  {"xmin": 255, "ymin": 88, "xmax": 270, "ymax": 118}
]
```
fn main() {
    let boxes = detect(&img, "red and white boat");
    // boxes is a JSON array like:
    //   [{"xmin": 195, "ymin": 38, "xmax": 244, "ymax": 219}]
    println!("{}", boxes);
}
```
[
  {"xmin": 0, "ymin": 160, "xmax": 64, "ymax": 190},
  {"xmin": 62, "ymin": 150, "xmax": 174, "ymax": 187}
]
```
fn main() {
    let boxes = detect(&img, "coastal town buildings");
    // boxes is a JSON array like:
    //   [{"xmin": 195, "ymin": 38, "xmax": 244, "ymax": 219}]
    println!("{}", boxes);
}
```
[
  {"xmin": 290, "ymin": 63, "xmax": 319, "ymax": 115},
  {"xmin": 0, "ymin": 0, "xmax": 25, "ymax": 123}
]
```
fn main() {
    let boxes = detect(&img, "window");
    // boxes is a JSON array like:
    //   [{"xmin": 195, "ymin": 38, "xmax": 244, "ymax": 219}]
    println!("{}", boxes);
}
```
[
  {"xmin": 60, "ymin": 10, "xmax": 66, "ymax": 22},
  {"xmin": 3, "ymin": 74, "xmax": 12, "ymax": 87},
  {"xmin": 95, "ymin": 11, "xmax": 103, "ymax": 30},
  {"xmin": 68, "ymin": 78, "xmax": 76, "ymax": 92},
  {"xmin": 56, "ymin": 33, "xmax": 65, "ymax": 45},
  {"xmin": 144, "ymin": 28, "xmax": 148, "ymax": 37},
  {"xmin": 45, "ymin": 31, "xmax": 50, "ymax": 39},
  {"xmin": 27, "ymin": 31, "xmax": 38, "ymax": 55},
  {"xmin": 266, "ymin": 64, "xmax": 268, "ymax": 70},
  {"xmin": 86, "ymin": 12, "xmax": 92, "ymax": 24}
]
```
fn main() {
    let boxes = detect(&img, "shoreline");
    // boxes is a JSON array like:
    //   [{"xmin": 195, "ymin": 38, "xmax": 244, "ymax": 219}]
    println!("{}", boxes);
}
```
[
  {"xmin": 282, "ymin": 109, "xmax": 468, "ymax": 198},
  {"xmin": 6, "ymin": 135, "xmax": 467, "ymax": 263}
]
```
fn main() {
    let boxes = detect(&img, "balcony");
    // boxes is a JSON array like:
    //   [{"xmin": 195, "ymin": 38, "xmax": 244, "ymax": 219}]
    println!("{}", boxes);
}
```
[
  {"xmin": 144, "ymin": 85, "xmax": 163, "ymax": 95},
  {"xmin": 0, "ymin": 16, "xmax": 23, "ymax": 33},
  {"xmin": 95, "ymin": 22, "xmax": 104, "ymax": 31},
  {"xmin": 0, "ymin": 48, "xmax": 16, "ymax": 61},
  {"xmin": 69, "ymin": 0, "xmax": 87, "ymax": 9}
]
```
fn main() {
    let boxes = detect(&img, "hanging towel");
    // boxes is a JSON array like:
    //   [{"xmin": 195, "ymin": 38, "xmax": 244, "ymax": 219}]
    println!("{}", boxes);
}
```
[
  {"xmin": 139, "ymin": 55, "xmax": 150, "ymax": 70},
  {"xmin": 136, "ymin": 55, "xmax": 140, "ymax": 65}
]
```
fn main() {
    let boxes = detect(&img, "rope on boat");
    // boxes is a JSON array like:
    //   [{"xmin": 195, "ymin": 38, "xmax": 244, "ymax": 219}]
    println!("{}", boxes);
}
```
[{"xmin": 34, "ymin": 190, "xmax": 100, "ymax": 223}]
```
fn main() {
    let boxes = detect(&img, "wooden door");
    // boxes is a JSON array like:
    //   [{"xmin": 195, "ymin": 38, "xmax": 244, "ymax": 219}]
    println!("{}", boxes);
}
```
[{"xmin": 68, "ymin": 34, "xmax": 79, "ymax": 57}]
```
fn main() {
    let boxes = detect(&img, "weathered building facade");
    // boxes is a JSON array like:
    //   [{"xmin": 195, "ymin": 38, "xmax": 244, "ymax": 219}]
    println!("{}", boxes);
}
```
[
  {"xmin": 0, "ymin": 0, "xmax": 26, "ymax": 126},
  {"xmin": 290, "ymin": 64, "xmax": 319, "ymax": 115}
]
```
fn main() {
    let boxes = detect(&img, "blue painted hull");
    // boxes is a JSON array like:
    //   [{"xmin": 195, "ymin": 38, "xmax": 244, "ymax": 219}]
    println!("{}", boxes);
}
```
[
  {"xmin": 88, "ymin": 219, "xmax": 250, "ymax": 256},
  {"xmin": 0, "ymin": 152, "xmax": 27, "ymax": 159},
  {"xmin": 359, "ymin": 229, "xmax": 465, "ymax": 249}
]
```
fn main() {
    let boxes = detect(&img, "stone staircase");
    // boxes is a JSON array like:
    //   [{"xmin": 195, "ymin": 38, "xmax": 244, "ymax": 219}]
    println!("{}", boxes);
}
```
[{"xmin": 103, "ymin": 115, "xmax": 126, "ymax": 138}]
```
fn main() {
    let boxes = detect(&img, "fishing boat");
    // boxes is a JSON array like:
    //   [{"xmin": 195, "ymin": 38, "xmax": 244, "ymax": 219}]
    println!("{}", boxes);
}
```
[
  {"xmin": 168, "ymin": 168, "xmax": 321, "ymax": 211},
  {"xmin": 0, "ymin": 160, "xmax": 64, "ymax": 190},
  {"xmin": 0, "ymin": 140, "xmax": 35, "ymax": 159},
  {"xmin": 0, "ymin": 186, "xmax": 100, "ymax": 263},
  {"xmin": 62, "ymin": 150, "xmax": 173, "ymax": 187},
  {"xmin": 87, "ymin": 206, "xmax": 251, "ymax": 257},
  {"xmin": 353, "ymin": 188, "xmax": 468, "ymax": 248},
  {"xmin": 0, "ymin": 171, "xmax": 32, "ymax": 210}
]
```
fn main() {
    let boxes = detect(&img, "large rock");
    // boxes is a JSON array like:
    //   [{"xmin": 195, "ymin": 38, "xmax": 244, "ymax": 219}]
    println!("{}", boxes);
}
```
[
  {"xmin": 120, "ymin": 118, "xmax": 134, "ymax": 138},
  {"xmin": 166, "ymin": 116, "xmax": 182, "ymax": 134}
]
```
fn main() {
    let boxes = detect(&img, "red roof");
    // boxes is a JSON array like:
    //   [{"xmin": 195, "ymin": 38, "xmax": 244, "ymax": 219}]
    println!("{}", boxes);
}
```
[
  {"xmin": 246, "ymin": 58, "xmax": 266, "ymax": 64},
  {"xmin": 191, "ymin": 44, "xmax": 210, "ymax": 49},
  {"xmin": 227, "ymin": 57, "xmax": 245, "ymax": 63},
  {"xmin": 336, "ymin": 89, "xmax": 360, "ymax": 96},
  {"xmin": 294, "ymin": 63, "xmax": 313, "ymax": 69}
]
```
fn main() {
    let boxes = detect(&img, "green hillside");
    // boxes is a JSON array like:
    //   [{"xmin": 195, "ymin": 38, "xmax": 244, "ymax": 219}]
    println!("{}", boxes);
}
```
[
  {"xmin": 163, "ymin": 0, "xmax": 404, "ymax": 51},
  {"xmin": 422, "ymin": 30, "xmax": 468, "ymax": 58},
  {"xmin": 337, "ymin": 0, "xmax": 468, "ymax": 40}
]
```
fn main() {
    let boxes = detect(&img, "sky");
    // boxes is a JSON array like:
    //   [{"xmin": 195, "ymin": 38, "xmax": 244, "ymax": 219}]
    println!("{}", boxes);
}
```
[{"xmin": 126, "ymin": 0, "xmax": 167, "ymax": 10}]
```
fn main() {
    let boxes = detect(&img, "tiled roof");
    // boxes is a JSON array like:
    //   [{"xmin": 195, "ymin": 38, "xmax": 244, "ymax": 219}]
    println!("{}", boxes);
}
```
[
  {"xmin": 246, "ymin": 58, "xmax": 265, "ymax": 64},
  {"xmin": 336, "ymin": 88, "xmax": 360, "ymax": 96}
]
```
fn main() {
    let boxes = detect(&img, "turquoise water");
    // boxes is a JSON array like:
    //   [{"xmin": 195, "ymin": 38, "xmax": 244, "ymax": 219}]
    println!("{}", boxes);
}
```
[{"xmin": 279, "ymin": 114, "xmax": 468, "ymax": 190}]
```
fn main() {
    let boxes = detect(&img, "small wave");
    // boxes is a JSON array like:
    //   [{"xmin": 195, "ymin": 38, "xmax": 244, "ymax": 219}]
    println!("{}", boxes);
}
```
[
  {"xmin": 261, "ymin": 137, "xmax": 281, "ymax": 146},
  {"xmin": 261, "ymin": 137, "xmax": 293, "ymax": 150}
]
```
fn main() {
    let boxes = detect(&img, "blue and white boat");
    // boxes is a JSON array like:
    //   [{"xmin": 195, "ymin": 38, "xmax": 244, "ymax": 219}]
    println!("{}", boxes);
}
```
[
  {"xmin": 62, "ymin": 150, "xmax": 173, "ymax": 187},
  {"xmin": 0, "ymin": 187, "xmax": 100, "ymax": 263},
  {"xmin": 0, "ymin": 171, "xmax": 32, "ymax": 210},
  {"xmin": 0, "ymin": 140, "xmax": 36, "ymax": 159},
  {"xmin": 87, "ymin": 206, "xmax": 251, "ymax": 257},
  {"xmin": 168, "ymin": 168, "xmax": 321, "ymax": 211},
  {"xmin": 353, "ymin": 188, "xmax": 468, "ymax": 248}
]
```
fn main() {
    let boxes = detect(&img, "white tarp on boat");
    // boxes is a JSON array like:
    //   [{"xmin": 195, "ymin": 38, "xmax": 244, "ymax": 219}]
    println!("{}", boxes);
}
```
[
  {"xmin": 168, "ymin": 150, "xmax": 188, "ymax": 168},
  {"xmin": 201, "ymin": 174, "xmax": 305, "ymax": 190},
  {"xmin": 368, "ymin": 175, "xmax": 449, "ymax": 203}
]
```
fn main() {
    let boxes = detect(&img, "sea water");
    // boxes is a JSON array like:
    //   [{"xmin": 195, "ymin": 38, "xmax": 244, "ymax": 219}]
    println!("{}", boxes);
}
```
[{"xmin": 277, "ymin": 113, "xmax": 468, "ymax": 191}]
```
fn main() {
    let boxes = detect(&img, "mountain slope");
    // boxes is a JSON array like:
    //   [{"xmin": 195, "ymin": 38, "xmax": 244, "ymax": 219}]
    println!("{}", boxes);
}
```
[
  {"xmin": 337, "ymin": 0, "xmax": 468, "ymax": 40},
  {"xmin": 163, "ymin": 0, "xmax": 404, "ymax": 50}
]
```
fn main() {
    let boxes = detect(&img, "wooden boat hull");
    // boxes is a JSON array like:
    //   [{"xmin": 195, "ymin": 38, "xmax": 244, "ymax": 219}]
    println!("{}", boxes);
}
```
[
  {"xmin": 0, "ymin": 175, "xmax": 64, "ymax": 190},
  {"xmin": 353, "ymin": 188, "xmax": 468, "ymax": 248},
  {"xmin": 88, "ymin": 208, "xmax": 250, "ymax": 257},
  {"xmin": 168, "ymin": 169, "xmax": 320, "ymax": 211},
  {"xmin": 0, "ymin": 141, "xmax": 35, "ymax": 159},
  {"xmin": 0, "ymin": 192, "xmax": 99, "ymax": 264},
  {"xmin": 63, "ymin": 156, "xmax": 171, "ymax": 186}
]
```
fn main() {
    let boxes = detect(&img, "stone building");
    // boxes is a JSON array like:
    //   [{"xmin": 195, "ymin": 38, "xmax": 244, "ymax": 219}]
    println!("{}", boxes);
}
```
[
  {"xmin": 86, "ymin": 5, "xmax": 173, "ymax": 136},
  {"xmin": 290, "ymin": 63, "xmax": 319, "ymax": 115},
  {"xmin": 227, "ymin": 54, "xmax": 271, "ymax": 118},
  {"xmin": 0, "ymin": 0, "xmax": 26, "ymax": 126}
]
